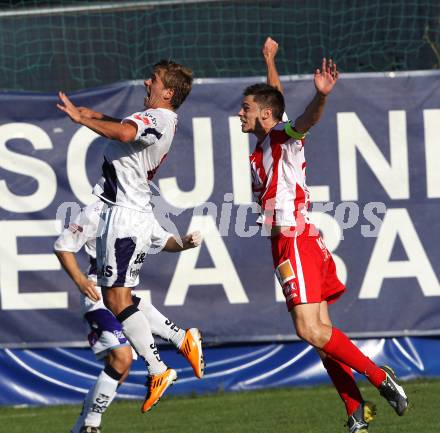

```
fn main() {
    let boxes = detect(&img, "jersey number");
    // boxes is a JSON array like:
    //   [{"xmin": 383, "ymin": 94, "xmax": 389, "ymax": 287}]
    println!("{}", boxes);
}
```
[{"xmin": 134, "ymin": 252, "xmax": 146, "ymax": 264}]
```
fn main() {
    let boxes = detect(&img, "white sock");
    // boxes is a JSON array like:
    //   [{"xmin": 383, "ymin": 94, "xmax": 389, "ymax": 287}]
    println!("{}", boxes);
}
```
[
  {"xmin": 137, "ymin": 297, "xmax": 185, "ymax": 348},
  {"xmin": 119, "ymin": 306, "xmax": 167, "ymax": 375},
  {"xmin": 70, "ymin": 385, "xmax": 95, "ymax": 433},
  {"xmin": 83, "ymin": 370, "xmax": 119, "ymax": 427}
]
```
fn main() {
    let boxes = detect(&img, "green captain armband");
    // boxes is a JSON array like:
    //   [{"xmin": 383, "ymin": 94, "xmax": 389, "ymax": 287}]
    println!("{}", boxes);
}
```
[{"xmin": 284, "ymin": 122, "xmax": 307, "ymax": 140}]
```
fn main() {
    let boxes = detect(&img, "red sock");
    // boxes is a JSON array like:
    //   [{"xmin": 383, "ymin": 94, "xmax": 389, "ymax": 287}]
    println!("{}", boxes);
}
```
[
  {"xmin": 323, "ymin": 356, "xmax": 362, "ymax": 416},
  {"xmin": 323, "ymin": 327, "xmax": 386, "ymax": 388}
]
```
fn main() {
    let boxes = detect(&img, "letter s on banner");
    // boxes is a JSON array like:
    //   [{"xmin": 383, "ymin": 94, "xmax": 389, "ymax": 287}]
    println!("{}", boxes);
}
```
[
  {"xmin": 0, "ymin": 123, "xmax": 56, "ymax": 212},
  {"xmin": 67, "ymin": 126, "xmax": 101, "ymax": 205}
]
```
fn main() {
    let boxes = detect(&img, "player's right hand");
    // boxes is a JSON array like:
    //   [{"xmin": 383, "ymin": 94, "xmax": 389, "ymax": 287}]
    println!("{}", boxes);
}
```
[
  {"xmin": 57, "ymin": 91, "xmax": 82, "ymax": 123},
  {"xmin": 183, "ymin": 231, "xmax": 203, "ymax": 249},
  {"xmin": 77, "ymin": 276, "xmax": 101, "ymax": 302},
  {"xmin": 262, "ymin": 36, "xmax": 279, "ymax": 62}
]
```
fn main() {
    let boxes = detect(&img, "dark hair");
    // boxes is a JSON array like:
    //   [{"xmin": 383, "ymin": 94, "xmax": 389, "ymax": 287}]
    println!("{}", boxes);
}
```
[
  {"xmin": 243, "ymin": 83, "xmax": 285, "ymax": 121},
  {"xmin": 154, "ymin": 60, "xmax": 193, "ymax": 109}
]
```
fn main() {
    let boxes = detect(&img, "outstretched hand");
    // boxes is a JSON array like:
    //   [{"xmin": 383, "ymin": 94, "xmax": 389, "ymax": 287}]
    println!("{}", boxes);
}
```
[
  {"xmin": 314, "ymin": 58, "xmax": 339, "ymax": 96},
  {"xmin": 57, "ymin": 91, "xmax": 82, "ymax": 123},
  {"xmin": 262, "ymin": 36, "xmax": 279, "ymax": 62},
  {"xmin": 182, "ymin": 231, "xmax": 203, "ymax": 249}
]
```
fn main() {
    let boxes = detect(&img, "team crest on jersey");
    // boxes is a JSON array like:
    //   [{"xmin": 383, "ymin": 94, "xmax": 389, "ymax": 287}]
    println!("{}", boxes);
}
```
[
  {"xmin": 133, "ymin": 113, "xmax": 151, "ymax": 125},
  {"xmin": 133, "ymin": 113, "xmax": 157, "ymax": 127}
]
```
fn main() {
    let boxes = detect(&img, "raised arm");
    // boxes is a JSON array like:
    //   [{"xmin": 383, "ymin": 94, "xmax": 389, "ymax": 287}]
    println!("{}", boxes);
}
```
[
  {"xmin": 54, "ymin": 250, "xmax": 101, "ymax": 302},
  {"xmin": 57, "ymin": 91, "xmax": 137, "ymax": 142},
  {"xmin": 294, "ymin": 58, "xmax": 339, "ymax": 133},
  {"xmin": 263, "ymin": 36, "xmax": 283, "ymax": 95}
]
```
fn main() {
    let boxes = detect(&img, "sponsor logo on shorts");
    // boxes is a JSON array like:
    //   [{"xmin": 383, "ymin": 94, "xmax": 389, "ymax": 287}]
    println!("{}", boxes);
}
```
[
  {"xmin": 98, "ymin": 265, "xmax": 113, "ymax": 278},
  {"xmin": 283, "ymin": 280, "xmax": 298, "ymax": 301},
  {"xmin": 275, "ymin": 259, "xmax": 296, "ymax": 285},
  {"xmin": 129, "ymin": 268, "xmax": 140, "ymax": 278},
  {"xmin": 113, "ymin": 330, "xmax": 125, "ymax": 340},
  {"xmin": 316, "ymin": 237, "xmax": 330, "ymax": 261},
  {"xmin": 134, "ymin": 252, "xmax": 146, "ymax": 264}
]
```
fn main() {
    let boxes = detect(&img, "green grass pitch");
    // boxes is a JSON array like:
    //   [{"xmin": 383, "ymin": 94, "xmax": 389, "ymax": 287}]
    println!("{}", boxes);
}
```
[{"xmin": 0, "ymin": 379, "xmax": 437, "ymax": 433}]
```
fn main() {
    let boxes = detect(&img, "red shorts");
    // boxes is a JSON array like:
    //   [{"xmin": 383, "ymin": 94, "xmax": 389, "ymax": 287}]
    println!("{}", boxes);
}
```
[{"xmin": 271, "ymin": 224, "xmax": 345, "ymax": 311}]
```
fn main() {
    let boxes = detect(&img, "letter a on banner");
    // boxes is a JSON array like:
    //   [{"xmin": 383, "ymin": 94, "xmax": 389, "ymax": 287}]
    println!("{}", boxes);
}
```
[
  {"xmin": 360, "ymin": 208, "xmax": 440, "ymax": 298},
  {"xmin": 164, "ymin": 215, "xmax": 249, "ymax": 305}
]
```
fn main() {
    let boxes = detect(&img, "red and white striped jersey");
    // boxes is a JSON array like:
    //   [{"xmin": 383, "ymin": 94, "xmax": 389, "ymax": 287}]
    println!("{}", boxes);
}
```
[{"xmin": 249, "ymin": 121, "xmax": 310, "ymax": 227}]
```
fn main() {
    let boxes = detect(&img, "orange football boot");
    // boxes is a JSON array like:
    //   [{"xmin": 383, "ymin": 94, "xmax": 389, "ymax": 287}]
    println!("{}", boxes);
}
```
[
  {"xmin": 180, "ymin": 328, "xmax": 205, "ymax": 378},
  {"xmin": 141, "ymin": 368, "xmax": 177, "ymax": 413}
]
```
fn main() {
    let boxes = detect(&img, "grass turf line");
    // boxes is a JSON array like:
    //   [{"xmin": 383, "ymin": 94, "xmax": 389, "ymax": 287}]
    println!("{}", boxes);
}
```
[{"xmin": 0, "ymin": 378, "xmax": 436, "ymax": 433}]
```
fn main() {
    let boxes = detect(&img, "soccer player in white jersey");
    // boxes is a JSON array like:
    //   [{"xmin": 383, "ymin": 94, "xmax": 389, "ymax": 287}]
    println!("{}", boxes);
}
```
[
  {"xmin": 57, "ymin": 60, "xmax": 203, "ymax": 413},
  {"xmin": 238, "ymin": 37, "xmax": 408, "ymax": 432},
  {"xmin": 54, "ymin": 199, "xmax": 204, "ymax": 433}
]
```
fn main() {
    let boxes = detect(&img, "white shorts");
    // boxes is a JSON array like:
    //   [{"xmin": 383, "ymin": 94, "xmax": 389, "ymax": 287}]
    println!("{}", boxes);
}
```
[
  {"xmin": 96, "ymin": 204, "xmax": 170, "ymax": 288},
  {"xmin": 84, "ymin": 308, "xmax": 130, "ymax": 360}
]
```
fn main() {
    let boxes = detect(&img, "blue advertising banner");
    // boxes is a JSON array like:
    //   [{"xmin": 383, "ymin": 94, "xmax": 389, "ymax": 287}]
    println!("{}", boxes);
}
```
[
  {"xmin": 0, "ymin": 71, "xmax": 440, "ymax": 346},
  {"xmin": 1, "ymin": 337, "xmax": 436, "ymax": 406}
]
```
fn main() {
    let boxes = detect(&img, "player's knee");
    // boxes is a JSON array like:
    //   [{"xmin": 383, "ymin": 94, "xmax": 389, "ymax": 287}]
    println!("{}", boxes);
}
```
[
  {"xmin": 294, "ymin": 320, "xmax": 322, "ymax": 346},
  {"xmin": 109, "ymin": 346, "xmax": 133, "ymax": 372}
]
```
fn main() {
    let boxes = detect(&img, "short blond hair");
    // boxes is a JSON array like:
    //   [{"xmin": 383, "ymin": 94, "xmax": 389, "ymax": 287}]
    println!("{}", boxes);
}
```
[{"xmin": 154, "ymin": 60, "xmax": 193, "ymax": 109}]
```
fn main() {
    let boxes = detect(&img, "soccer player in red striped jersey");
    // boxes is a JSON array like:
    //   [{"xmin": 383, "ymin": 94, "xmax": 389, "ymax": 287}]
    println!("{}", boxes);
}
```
[{"xmin": 238, "ymin": 37, "xmax": 408, "ymax": 432}]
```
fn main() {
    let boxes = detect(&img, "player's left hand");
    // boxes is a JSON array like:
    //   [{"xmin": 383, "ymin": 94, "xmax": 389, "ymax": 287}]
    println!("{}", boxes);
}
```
[
  {"xmin": 182, "ymin": 231, "xmax": 203, "ymax": 249},
  {"xmin": 57, "ymin": 91, "xmax": 83, "ymax": 123},
  {"xmin": 262, "ymin": 36, "xmax": 279, "ymax": 62},
  {"xmin": 314, "ymin": 58, "xmax": 339, "ymax": 96}
]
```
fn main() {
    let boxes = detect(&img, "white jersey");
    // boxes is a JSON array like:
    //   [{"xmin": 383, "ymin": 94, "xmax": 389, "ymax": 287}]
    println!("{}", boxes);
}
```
[
  {"xmin": 54, "ymin": 200, "xmax": 172, "ymax": 314},
  {"xmin": 93, "ymin": 108, "xmax": 177, "ymax": 213}
]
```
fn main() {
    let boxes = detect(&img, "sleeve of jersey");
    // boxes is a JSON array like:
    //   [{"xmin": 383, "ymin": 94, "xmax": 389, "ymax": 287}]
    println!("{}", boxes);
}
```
[
  {"xmin": 53, "ymin": 209, "xmax": 94, "ymax": 253},
  {"xmin": 150, "ymin": 218, "xmax": 173, "ymax": 251},
  {"xmin": 122, "ymin": 111, "xmax": 163, "ymax": 146}
]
